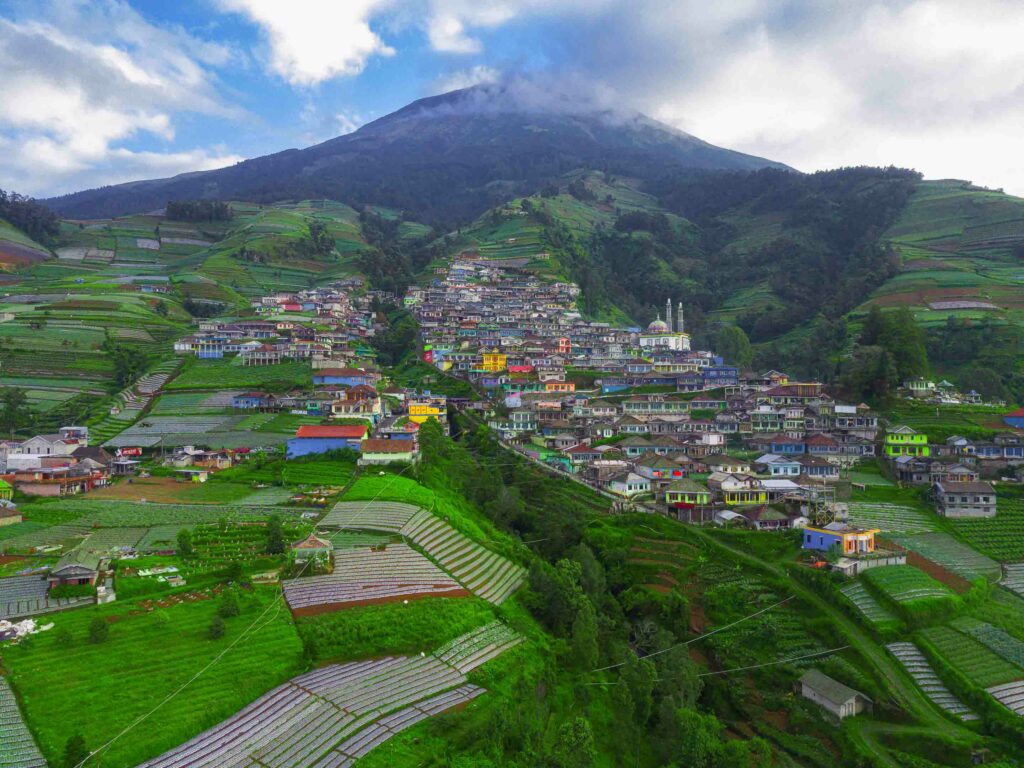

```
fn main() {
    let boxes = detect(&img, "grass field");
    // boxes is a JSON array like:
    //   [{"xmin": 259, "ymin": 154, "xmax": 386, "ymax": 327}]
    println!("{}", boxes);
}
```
[
  {"xmin": 4, "ymin": 587, "xmax": 303, "ymax": 768},
  {"xmin": 296, "ymin": 597, "xmax": 496, "ymax": 662},
  {"xmin": 166, "ymin": 358, "xmax": 311, "ymax": 391}
]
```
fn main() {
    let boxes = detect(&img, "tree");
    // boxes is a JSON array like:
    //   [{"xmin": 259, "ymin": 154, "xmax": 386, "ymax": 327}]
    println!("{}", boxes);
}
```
[
  {"xmin": 55, "ymin": 626, "xmax": 74, "ymax": 647},
  {"xmin": 208, "ymin": 614, "xmax": 225, "ymax": 639},
  {"xmin": 714, "ymin": 325, "xmax": 753, "ymax": 369},
  {"xmin": 154, "ymin": 300, "xmax": 169, "ymax": 317},
  {"xmin": 88, "ymin": 617, "xmax": 109, "ymax": 644},
  {"xmin": 0, "ymin": 387, "xmax": 31, "ymax": 438},
  {"xmin": 218, "ymin": 590, "xmax": 240, "ymax": 618},
  {"xmin": 265, "ymin": 515, "xmax": 285, "ymax": 555},
  {"xmin": 670, "ymin": 707, "xmax": 722, "ymax": 768},
  {"xmin": 570, "ymin": 598, "xmax": 599, "ymax": 670},
  {"xmin": 621, "ymin": 653, "xmax": 656, "ymax": 725},
  {"xmin": 554, "ymin": 717, "xmax": 595, "ymax": 768},
  {"xmin": 63, "ymin": 733, "xmax": 89, "ymax": 768},
  {"xmin": 176, "ymin": 528, "xmax": 194, "ymax": 558}
]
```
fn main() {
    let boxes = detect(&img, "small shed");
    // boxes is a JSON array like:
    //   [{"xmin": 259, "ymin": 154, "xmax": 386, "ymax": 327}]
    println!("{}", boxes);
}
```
[
  {"xmin": 797, "ymin": 669, "xmax": 872, "ymax": 723},
  {"xmin": 291, "ymin": 533, "xmax": 332, "ymax": 561}
]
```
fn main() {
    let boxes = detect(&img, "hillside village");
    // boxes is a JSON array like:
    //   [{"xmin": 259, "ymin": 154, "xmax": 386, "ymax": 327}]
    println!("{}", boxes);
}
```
[{"xmin": 0, "ymin": 198, "xmax": 1024, "ymax": 768}]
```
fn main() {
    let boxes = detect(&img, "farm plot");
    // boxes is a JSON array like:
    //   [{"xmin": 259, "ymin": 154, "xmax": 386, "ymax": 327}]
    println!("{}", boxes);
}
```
[
  {"xmin": 1003, "ymin": 564, "xmax": 1024, "ymax": 599},
  {"xmin": 952, "ymin": 618, "xmax": 1024, "ymax": 668},
  {"xmin": 889, "ymin": 532, "xmax": 1002, "ymax": 581},
  {"xmin": 0, "ymin": 677, "xmax": 46, "ymax": 768},
  {"xmin": 5, "ymin": 586, "xmax": 302, "ymax": 768},
  {"xmin": 433, "ymin": 620, "xmax": 524, "ymax": 674},
  {"xmin": 846, "ymin": 502, "xmax": 938, "ymax": 534},
  {"xmin": 283, "ymin": 543, "xmax": 468, "ymax": 614},
  {"xmin": 950, "ymin": 500, "xmax": 1024, "ymax": 562},
  {"xmin": 103, "ymin": 414, "xmax": 245, "ymax": 448},
  {"xmin": 79, "ymin": 527, "xmax": 149, "ymax": 552},
  {"xmin": 987, "ymin": 680, "xmax": 1024, "ymax": 716},
  {"xmin": 0, "ymin": 522, "xmax": 92, "ymax": 554},
  {"xmin": 401, "ymin": 510, "xmax": 525, "ymax": 605},
  {"xmin": 919, "ymin": 625, "xmax": 1024, "ymax": 688},
  {"xmin": 838, "ymin": 581, "xmax": 900, "ymax": 629},
  {"xmin": 325, "ymin": 531, "xmax": 393, "ymax": 550},
  {"xmin": 862, "ymin": 565, "xmax": 956, "ymax": 605},
  {"xmin": 322, "ymin": 501, "xmax": 525, "ymax": 604},
  {"xmin": 137, "ymin": 634, "xmax": 506, "ymax": 768},
  {"xmin": 886, "ymin": 642, "xmax": 977, "ymax": 721},
  {"xmin": 322, "ymin": 501, "xmax": 422, "ymax": 532},
  {"xmin": 58, "ymin": 500, "xmax": 303, "ymax": 527}
]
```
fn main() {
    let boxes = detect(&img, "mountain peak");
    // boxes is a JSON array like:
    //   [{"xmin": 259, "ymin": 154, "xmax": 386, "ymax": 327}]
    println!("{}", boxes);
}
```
[{"xmin": 44, "ymin": 85, "xmax": 789, "ymax": 222}]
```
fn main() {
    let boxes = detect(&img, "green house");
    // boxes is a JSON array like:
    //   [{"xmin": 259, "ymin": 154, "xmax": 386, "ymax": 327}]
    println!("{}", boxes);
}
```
[
  {"xmin": 664, "ymin": 479, "xmax": 711, "ymax": 508},
  {"xmin": 884, "ymin": 425, "xmax": 930, "ymax": 457},
  {"xmin": 0, "ymin": 479, "xmax": 12, "ymax": 502}
]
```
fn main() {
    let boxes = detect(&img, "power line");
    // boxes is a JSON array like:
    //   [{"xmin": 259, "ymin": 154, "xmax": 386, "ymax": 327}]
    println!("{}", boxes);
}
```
[
  {"xmin": 591, "ymin": 596, "xmax": 795, "ymax": 674},
  {"xmin": 75, "ymin": 464, "xmax": 417, "ymax": 768},
  {"xmin": 696, "ymin": 646, "xmax": 850, "ymax": 677}
]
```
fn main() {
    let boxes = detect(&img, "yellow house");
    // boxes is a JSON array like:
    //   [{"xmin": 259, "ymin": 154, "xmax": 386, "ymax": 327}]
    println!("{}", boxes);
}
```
[
  {"xmin": 884, "ymin": 425, "xmax": 930, "ymax": 457},
  {"xmin": 481, "ymin": 349, "xmax": 507, "ymax": 372},
  {"xmin": 723, "ymin": 488, "xmax": 768, "ymax": 505},
  {"xmin": 545, "ymin": 381, "xmax": 575, "ymax": 393},
  {"xmin": 408, "ymin": 402, "xmax": 442, "ymax": 424}
]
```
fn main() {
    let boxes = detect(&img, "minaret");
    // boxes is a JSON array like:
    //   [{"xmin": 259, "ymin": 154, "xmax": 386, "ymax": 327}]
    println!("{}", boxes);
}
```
[
  {"xmin": 666, "ymin": 298, "xmax": 673, "ymax": 332},
  {"xmin": 676, "ymin": 302, "xmax": 685, "ymax": 334}
]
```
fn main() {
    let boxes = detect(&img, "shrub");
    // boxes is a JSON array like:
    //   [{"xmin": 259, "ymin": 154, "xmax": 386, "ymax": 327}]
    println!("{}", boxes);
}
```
[
  {"xmin": 209, "ymin": 615, "xmax": 225, "ymax": 640},
  {"xmin": 88, "ymin": 617, "xmax": 109, "ymax": 644}
]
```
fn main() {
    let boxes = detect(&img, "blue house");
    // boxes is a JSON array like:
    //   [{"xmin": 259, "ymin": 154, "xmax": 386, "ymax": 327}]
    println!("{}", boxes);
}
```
[
  {"xmin": 1004, "ymin": 407, "xmax": 1024, "ymax": 430},
  {"xmin": 770, "ymin": 436, "xmax": 807, "ymax": 455},
  {"xmin": 312, "ymin": 368, "xmax": 373, "ymax": 387},
  {"xmin": 286, "ymin": 424, "xmax": 367, "ymax": 458},
  {"xmin": 233, "ymin": 392, "xmax": 274, "ymax": 410}
]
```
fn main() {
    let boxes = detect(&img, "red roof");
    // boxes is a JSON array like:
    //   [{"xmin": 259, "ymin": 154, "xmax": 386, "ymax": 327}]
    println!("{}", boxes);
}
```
[
  {"xmin": 316, "ymin": 368, "xmax": 372, "ymax": 377},
  {"xmin": 1005, "ymin": 407, "xmax": 1024, "ymax": 418},
  {"xmin": 294, "ymin": 425, "xmax": 367, "ymax": 439},
  {"xmin": 361, "ymin": 439, "xmax": 415, "ymax": 453}
]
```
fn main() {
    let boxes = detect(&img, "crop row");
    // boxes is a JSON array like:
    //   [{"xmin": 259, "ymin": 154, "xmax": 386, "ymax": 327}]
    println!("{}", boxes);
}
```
[
  {"xmin": 889, "ymin": 532, "xmax": 1002, "ymax": 581},
  {"xmin": 0, "ymin": 677, "xmax": 47, "ymax": 768},
  {"xmin": 919, "ymin": 626, "xmax": 1023, "ymax": 688},
  {"xmin": 950, "ymin": 501, "xmax": 1024, "ymax": 563},
  {"xmin": 846, "ymin": 502, "xmax": 938, "ymax": 534},
  {"xmin": 886, "ymin": 642, "xmax": 977, "ymax": 720}
]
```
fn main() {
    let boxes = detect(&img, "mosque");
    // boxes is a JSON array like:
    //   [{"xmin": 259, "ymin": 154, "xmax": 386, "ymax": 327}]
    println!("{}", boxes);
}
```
[{"xmin": 639, "ymin": 298, "xmax": 691, "ymax": 352}]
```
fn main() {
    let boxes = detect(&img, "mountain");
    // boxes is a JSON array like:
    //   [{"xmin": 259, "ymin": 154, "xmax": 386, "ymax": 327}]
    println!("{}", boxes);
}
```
[{"xmin": 43, "ymin": 84, "xmax": 788, "ymax": 224}]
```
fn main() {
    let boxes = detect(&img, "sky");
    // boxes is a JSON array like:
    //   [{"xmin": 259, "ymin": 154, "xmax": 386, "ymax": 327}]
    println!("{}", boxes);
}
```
[{"xmin": 1, "ymin": 0, "xmax": 1024, "ymax": 198}]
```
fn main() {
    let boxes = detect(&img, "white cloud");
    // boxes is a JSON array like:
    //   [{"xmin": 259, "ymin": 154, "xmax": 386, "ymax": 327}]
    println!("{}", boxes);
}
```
[
  {"xmin": 0, "ymin": 2, "xmax": 243, "ymax": 196},
  {"xmin": 434, "ymin": 65, "xmax": 501, "ymax": 93},
  {"xmin": 218, "ymin": 0, "xmax": 395, "ymax": 85}
]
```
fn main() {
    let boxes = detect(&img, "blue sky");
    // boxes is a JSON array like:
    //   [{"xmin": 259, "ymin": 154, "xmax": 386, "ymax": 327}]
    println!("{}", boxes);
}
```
[{"xmin": 2, "ymin": 0, "xmax": 1024, "ymax": 197}]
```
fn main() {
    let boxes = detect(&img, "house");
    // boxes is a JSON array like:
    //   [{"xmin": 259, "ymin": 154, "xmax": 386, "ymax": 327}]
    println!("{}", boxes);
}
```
[
  {"xmin": 358, "ymin": 439, "xmax": 418, "ymax": 466},
  {"xmin": 1004, "ymin": 407, "xmax": 1024, "ymax": 430},
  {"xmin": 802, "ymin": 522, "xmax": 878, "ymax": 555},
  {"xmin": 0, "ymin": 502, "xmax": 20, "ymax": 526},
  {"xmin": 0, "ymin": 478, "xmax": 12, "ymax": 502},
  {"xmin": 797, "ymin": 669, "xmax": 872, "ymax": 723},
  {"xmin": 49, "ymin": 550, "xmax": 101, "ymax": 587},
  {"xmin": 608, "ymin": 472, "xmax": 651, "ymax": 497},
  {"xmin": 798, "ymin": 455, "xmax": 840, "ymax": 481},
  {"xmin": 755, "ymin": 454, "xmax": 801, "ymax": 477},
  {"xmin": 933, "ymin": 481, "xmax": 996, "ymax": 518},
  {"xmin": 664, "ymin": 479, "xmax": 711, "ymax": 508},
  {"xmin": 705, "ymin": 454, "xmax": 751, "ymax": 474},
  {"xmin": 903, "ymin": 378, "xmax": 936, "ymax": 398},
  {"xmin": 312, "ymin": 368, "xmax": 376, "ymax": 388},
  {"xmin": 233, "ymin": 392, "xmax": 276, "ymax": 410},
  {"xmin": 286, "ymin": 424, "xmax": 368, "ymax": 458},
  {"xmin": 707, "ymin": 472, "xmax": 767, "ymax": 505},
  {"xmin": 884, "ymin": 426, "xmax": 929, "ymax": 457},
  {"xmin": 291, "ymin": 533, "xmax": 333, "ymax": 562}
]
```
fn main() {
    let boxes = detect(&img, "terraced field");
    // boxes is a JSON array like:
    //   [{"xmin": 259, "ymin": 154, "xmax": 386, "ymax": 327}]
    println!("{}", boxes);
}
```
[
  {"xmin": 283, "ymin": 543, "xmax": 468, "ymax": 614},
  {"xmin": 0, "ymin": 573, "xmax": 93, "ymax": 619},
  {"xmin": 951, "ymin": 618, "xmax": 1024, "ymax": 668},
  {"xmin": 886, "ymin": 642, "xmax": 977, "ymax": 721},
  {"xmin": 919, "ymin": 625, "xmax": 1023, "ymax": 688},
  {"xmin": 987, "ymin": 680, "xmax": 1024, "ymax": 716},
  {"xmin": 137, "ymin": 623, "xmax": 521, "ymax": 768},
  {"xmin": 862, "ymin": 565, "xmax": 956, "ymax": 605},
  {"xmin": 323, "ymin": 501, "xmax": 526, "ymax": 605},
  {"xmin": 838, "ymin": 581, "xmax": 900, "ymax": 629},
  {"xmin": 846, "ymin": 502, "xmax": 938, "ymax": 533},
  {"xmin": 951, "ymin": 500, "xmax": 1024, "ymax": 562},
  {"xmin": 0, "ymin": 676, "xmax": 46, "ymax": 768},
  {"xmin": 889, "ymin": 532, "xmax": 1002, "ymax": 581}
]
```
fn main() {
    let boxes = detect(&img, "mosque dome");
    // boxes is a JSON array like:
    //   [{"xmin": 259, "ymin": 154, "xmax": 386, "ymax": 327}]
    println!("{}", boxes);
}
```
[{"xmin": 647, "ymin": 317, "xmax": 669, "ymax": 333}]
